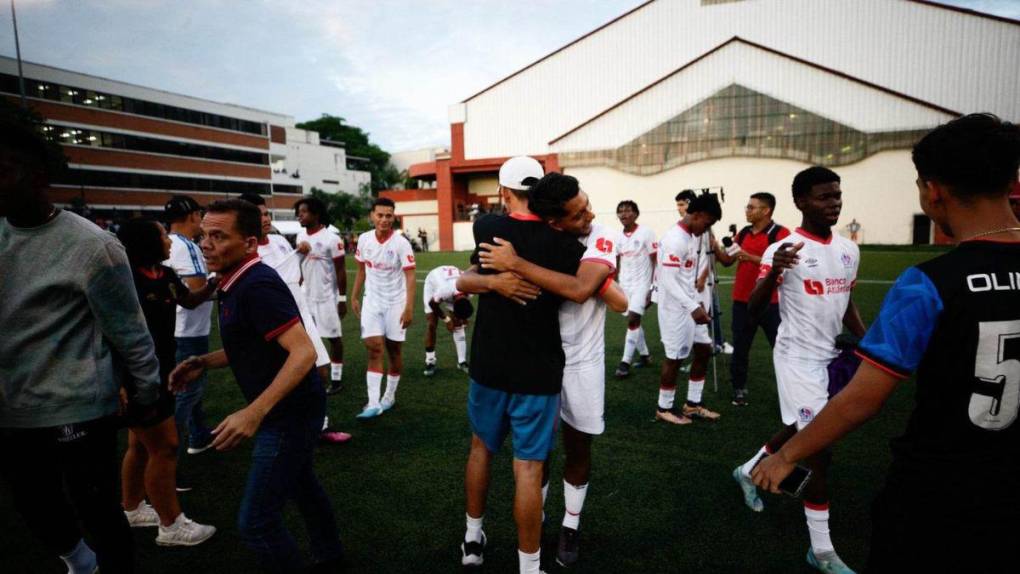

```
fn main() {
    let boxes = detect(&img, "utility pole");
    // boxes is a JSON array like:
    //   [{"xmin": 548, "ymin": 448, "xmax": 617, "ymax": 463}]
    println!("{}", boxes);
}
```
[{"xmin": 10, "ymin": 0, "xmax": 26, "ymax": 109}]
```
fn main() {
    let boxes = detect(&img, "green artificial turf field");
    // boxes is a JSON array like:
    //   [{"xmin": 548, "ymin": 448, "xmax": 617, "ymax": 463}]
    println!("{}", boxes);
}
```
[{"xmin": 1, "ymin": 247, "xmax": 948, "ymax": 573}]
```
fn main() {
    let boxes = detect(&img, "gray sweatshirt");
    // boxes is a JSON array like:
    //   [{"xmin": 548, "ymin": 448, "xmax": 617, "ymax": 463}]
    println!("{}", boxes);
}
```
[{"xmin": 0, "ymin": 210, "xmax": 161, "ymax": 428}]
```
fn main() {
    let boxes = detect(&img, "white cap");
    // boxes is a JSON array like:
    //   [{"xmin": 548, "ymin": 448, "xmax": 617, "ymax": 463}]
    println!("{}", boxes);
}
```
[{"xmin": 498, "ymin": 156, "xmax": 544, "ymax": 191}]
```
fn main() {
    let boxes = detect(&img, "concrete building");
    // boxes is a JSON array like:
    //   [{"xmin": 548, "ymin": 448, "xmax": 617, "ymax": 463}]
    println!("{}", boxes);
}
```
[
  {"xmin": 386, "ymin": 0, "xmax": 1019, "ymax": 250},
  {"xmin": 0, "ymin": 56, "xmax": 370, "ymax": 220}
]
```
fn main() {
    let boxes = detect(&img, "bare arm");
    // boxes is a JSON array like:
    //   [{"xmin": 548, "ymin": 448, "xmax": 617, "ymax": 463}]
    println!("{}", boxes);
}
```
[
  {"xmin": 843, "ymin": 298, "xmax": 867, "ymax": 338},
  {"xmin": 456, "ymin": 265, "xmax": 540, "ymax": 305},
  {"xmin": 752, "ymin": 362, "xmax": 899, "ymax": 492},
  {"xmin": 478, "ymin": 238, "xmax": 610, "ymax": 304},
  {"xmin": 175, "ymin": 275, "xmax": 217, "ymax": 309},
  {"xmin": 601, "ymin": 281, "xmax": 628, "ymax": 313},
  {"xmin": 401, "ymin": 267, "xmax": 415, "ymax": 328},
  {"xmin": 210, "ymin": 324, "xmax": 317, "ymax": 451},
  {"xmin": 350, "ymin": 262, "xmax": 366, "ymax": 317}
]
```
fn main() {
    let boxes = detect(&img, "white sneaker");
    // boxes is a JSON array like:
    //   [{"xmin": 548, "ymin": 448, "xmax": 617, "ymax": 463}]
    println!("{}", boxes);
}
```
[
  {"xmin": 155, "ymin": 513, "xmax": 216, "ymax": 547},
  {"xmin": 722, "ymin": 342, "xmax": 735, "ymax": 355},
  {"xmin": 124, "ymin": 501, "xmax": 159, "ymax": 528}
]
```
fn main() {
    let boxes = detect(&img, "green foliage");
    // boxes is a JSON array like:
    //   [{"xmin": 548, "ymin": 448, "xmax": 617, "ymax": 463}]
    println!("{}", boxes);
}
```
[{"xmin": 296, "ymin": 114, "xmax": 399, "ymax": 191}]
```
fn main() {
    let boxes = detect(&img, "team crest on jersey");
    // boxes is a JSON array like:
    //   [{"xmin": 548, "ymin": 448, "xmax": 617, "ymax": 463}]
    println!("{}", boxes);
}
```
[
  {"xmin": 407, "ymin": 254, "xmax": 415, "ymax": 264},
  {"xmin": 841, "ymin": 253, "xmax": 853, "ymax": 267},
  {"xmin": 804, "ymin": 257, "xmax": 819, "ymax": 268},
  {"xmin": 596, "ymin": 237, "xmax": 613, "ymax": 253},
  {"xmin": 684, "ymin": 259, "xmax": 694, "ymax": 269},
  {"xmin": 803, "ymin": 279, "xmax": 825, "ymax": 295},
  {"xmin": 668, "ymin": 254, "xmax": 680, "ymax": 263},
  {"xmin": 798, "ymin": 407, "xmax": 814, "ymax": 423}
]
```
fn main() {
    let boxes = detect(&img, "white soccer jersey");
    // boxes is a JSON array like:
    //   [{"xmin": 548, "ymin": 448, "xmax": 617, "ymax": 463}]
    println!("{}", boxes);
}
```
[
  {"xmin": 355, "ymin": 230, "xmax": 416, "ymax": 306},
  {"xmin": 559, "ymin": 222, "xmax": 616, "ymax": 368},
  {"xmin": 760, "ymin": 228, "xmax": 860, "ymax": 363},
  {"xmin": 165, "ymin": 233, "xmax": 212, "ymax": 338},
  {"xmin": 616, "ymin": 225, "xmax": 657, "ymax": 290},
  {"xmin": 656, "ymin": 222, "xmax": 702, "ymax": 315},
  {"xmin": 258, "ymin": 234, "xmax": 301, "ymax": 286},
  {"xmin": 297, "ymin": 227, "xmax": 345, "ymax": 302},
  {"xmin": 423, "ymin": 265, "xmax": 461, "ymax": 312}
]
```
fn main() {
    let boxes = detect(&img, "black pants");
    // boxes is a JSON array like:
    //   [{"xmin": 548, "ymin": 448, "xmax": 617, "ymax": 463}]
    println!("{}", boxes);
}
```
[
  {"xmin": 0, "ymin": 416, "xmax": 134, "ymax": 573},
  {"xmin": 729, "ymin": 301, "xmax": 781, "ymax": 392}
]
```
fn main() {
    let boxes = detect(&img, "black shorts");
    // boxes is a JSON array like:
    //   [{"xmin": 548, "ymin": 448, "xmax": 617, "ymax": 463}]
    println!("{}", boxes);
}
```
[{"xmin": 121, "ymin": 379, "xmax": 174, "ymax": 429}]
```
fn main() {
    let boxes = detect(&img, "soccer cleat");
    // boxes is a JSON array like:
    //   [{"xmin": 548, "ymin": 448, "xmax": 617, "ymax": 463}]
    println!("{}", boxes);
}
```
[
  {"xmin": 683, "ymin": 403, "xmax": 721, "ymax": 421},
  {"xmin": 633, "ymin": 354, "xmax": 652, "ymax": 369},
  {"xmin": 380, "ymin": 397, "xmax": 395, "ymax": 412},
  {"xmin": 655, "ymin": 409, "xmax": 692, "ymax": 425},
  {"xmin": 678, "ymin": 362, "xmax": 691, "ymax": 374},
  {"xmin": 556, "ymin": 526, "xmax": 580, "ymax": 567},
  {"xmin": 732, "ymin": 389, "xmax": 749, "ymax": 407},
  {"xmin": 326, "ymin": 381, "xmax": 344, "ymax": 396},
  {"xmin": 124, "ymin": 501, "xmax": 159, "ymax": 527},
  {"xmin": 155, "ymin": 513, "xmax": 216, "ymax": 547},
  {"xmin": 732, "ymin": 466, "xmax": 764, "ymax": 512},
  {"xmin": 458, "ymin": 362, "xmax": 470, "ymax": 373},
  {"xmin": 423, "ymin": 362, "xmax": 437, "ymax": 377},
  {"xmin": 460, "ymin": 532, "xmax": 486, "ymax": 567},
  {"xmin": 319, "ymin": 430, "xmax": 353, "ymax": 444},
  {"xmin": 721, "ymin": 342, "xmax": 734, "ymax": 355},
  {"xmin": 175, "ymin": 485, "xmax": 193, "ymax": 493},
  {"xmin": 355, "ymin": 406, "xmax": 382, "ymax": 420},
  {"xmin": 807, "ymin": 548, "xmax": 856, "ymax": 574},
  {"xmin": 614, "ymin": 362, "xmax": 631, "ymax": 379}
]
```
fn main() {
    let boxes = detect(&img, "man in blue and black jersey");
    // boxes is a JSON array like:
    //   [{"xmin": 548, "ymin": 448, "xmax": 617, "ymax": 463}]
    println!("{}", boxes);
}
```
[{"xmin": 753, "ymin": 113, "xmax": 1020, "ymax": 572}]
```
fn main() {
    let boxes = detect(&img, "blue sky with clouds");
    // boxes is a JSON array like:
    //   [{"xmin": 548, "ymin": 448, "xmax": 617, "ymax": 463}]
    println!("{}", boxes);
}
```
[{"xmin": 2, "ymin": 0, "xmax": 1016, "ymax": 153}]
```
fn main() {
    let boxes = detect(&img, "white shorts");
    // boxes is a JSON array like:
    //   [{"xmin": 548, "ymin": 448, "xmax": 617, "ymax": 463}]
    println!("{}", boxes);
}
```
[
  {"xmin": 360, "ymin": 299, "xmax": 406, "ymax": 342},
  {"xmin": 694, "ymin": 323, "xmax": 712, "ymax": 345},
  {"xmin": 658, "ymin": 306, "xmax": 695, "ymax": 360},
  {"xmin": 298, "ymin": 297, "xmax": 331, "ymax": 368},
  {"xmin": 622, "ymin": 282, "xmax": 650, "ymax": 316},
  {"xmin": 560, "ymin": 360, "xmax": 605, "ymax": 435},
  {"xmin": 774, "ymin": 355, "xmax": 830, "ymax": 430},
  {"xmin": 309, "ymin": 296, "xmax": 342, "ymax": 339}
]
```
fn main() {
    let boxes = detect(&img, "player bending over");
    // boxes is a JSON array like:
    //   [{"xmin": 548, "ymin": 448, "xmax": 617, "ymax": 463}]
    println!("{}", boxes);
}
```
[
  {"xmin": 613, "ymin": 200, "xmax": 657, "ymax": 378},
  {"xmin": 422, "ymin": 265, "xmax": 473, "ymax": 376}
]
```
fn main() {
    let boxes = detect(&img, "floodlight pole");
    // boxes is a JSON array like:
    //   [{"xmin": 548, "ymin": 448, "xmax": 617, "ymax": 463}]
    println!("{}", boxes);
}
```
[{"xmin": 10, "ymin": 0, "xmax": 26, "ymax": 109}]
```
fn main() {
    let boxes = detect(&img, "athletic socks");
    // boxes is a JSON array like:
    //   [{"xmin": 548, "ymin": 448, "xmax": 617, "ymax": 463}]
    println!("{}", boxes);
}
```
[
  {"xmin": 465, "ymin": 513, "xmax": 484, "ymax": 543},
  {"xmin": 740, "ymin": 445, "xmax": 770, "ymax": 477},
  {"xmin": 321, "ymin": 415, "xmax": 329, "ymax": 432},
  {"xmin": 383, "ymin": 373, "xmax": 400, "ymax": 402},
  {"xmin": 562, "ymin": 481, "xmax": 589, "ymax": 530},
  {"xmin": 331, "ymin": 362, "xmax": 343, "ymax": 382},
  {"xmin": 366, "ymin": 371, "xmax": 383, "ymax": 409},
  {"xmin": 805, "ymin": 503, "xmax": 834, "ymax": 553},
  {"xmin": 518, "ymin": 549, "xmax": 541, "ymax": 574},
  {"xmin": 453, "ymin": 327, "xmax": 468, "ymax": 364},
  {"xmin": 622, "ymin": 327, "xmax": 639, "ymax": 364},
  {"xmin": 686, "ymin": 378, "xmax": 705, "ymax": 404},
  {"xmin": 657, "ymin": 387, "xmax": 676, "ymax": 410},
  {"xmin": 636, "ymin": 326, "xmax": 649, "ymax": 356},
  {"xmin": 60, "ymin": 538, "xmax": 97, "ymax": 574},
  {"xmin": 425, "ymin": 349, "xmax": 437, "ymax": 365}
]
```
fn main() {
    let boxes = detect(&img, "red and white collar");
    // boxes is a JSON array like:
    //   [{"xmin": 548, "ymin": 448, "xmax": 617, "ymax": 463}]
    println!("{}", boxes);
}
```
[
  {"xmin": 219, "ymin": 255, "xmax": 261, "ymax": 292},
  {"xmin": 796, "ymin": 227, "xmax": 833, "ymax": 245},
  {"xmin": 509, "ymin": 212, "xmax": 542, "ymax": 222},
  {"xmin": 623, "ymin": 224, "xmax": 639, "ymax": 237}
]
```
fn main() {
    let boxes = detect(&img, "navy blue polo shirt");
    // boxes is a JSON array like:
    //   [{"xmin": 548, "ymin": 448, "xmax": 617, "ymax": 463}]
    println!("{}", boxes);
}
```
[{"xmin": 217, "ymin": 256, "xmax": 323, "ymax": 426}]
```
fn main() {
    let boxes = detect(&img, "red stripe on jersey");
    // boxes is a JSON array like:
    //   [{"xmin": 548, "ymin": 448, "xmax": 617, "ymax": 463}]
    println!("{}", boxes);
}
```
[
  {"xmin": 854, "ymin": 350, "xmax": 909, "ymax": 380},
  {"xmin": 597, "ymin": 276, "xmax": 613, "ymax": 296},
  {"xmin": 795, "ymin": 227, "xmax": 833, "ymax": 245},
  {"xmin": 509, "ymin": 212, "xmax": 542, "ymax": 222},
  {"xmin": 264, "ymin": 316, "xmax": 300, "ymax": 342},
  {"xmin": 580, "ymin": 257, "xmax": 615, "ymax": 270}
]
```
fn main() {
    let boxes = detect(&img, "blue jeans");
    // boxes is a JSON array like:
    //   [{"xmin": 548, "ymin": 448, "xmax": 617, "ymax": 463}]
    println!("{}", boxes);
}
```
[
  {"xmin": 237, "ymin": 403, "xmax": 343, "ymax": 572},
  {"xmin": 174, "ymin": 336, "xmax": 212, "ymax": 451}
]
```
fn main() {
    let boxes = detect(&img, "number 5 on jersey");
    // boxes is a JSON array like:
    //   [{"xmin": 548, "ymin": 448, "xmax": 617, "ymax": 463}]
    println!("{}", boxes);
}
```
[{"xmin": 971, "ymin": 320, "xmax": 1020, "ymax": 430}]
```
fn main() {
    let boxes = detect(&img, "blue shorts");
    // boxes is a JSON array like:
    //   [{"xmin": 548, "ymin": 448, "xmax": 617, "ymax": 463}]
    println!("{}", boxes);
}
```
[{"xmin": 467, "ymin": 380, "xmax": 560, "ymax": 461}]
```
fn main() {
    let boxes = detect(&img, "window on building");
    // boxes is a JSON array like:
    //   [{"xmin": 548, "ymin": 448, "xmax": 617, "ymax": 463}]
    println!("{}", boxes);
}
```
[{"xmin": 53, "ymin": 168, "xmax": 272, "ymax": 195}]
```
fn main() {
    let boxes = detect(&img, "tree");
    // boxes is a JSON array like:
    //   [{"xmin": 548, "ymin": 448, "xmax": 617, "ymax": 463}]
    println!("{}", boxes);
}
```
[
  {"xmin": 309, "ymin": 186, "xmax": 371, "ymax": 232},
  {"xmin": 296, "ymin": 114, "xmax": 399, "ymax": 191}
]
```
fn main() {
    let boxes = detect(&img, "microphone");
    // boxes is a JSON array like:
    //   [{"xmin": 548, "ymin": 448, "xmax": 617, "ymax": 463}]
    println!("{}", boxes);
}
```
[{"xmin": 721, "ymin": 236, "xmax": 741, "ymax": 256}]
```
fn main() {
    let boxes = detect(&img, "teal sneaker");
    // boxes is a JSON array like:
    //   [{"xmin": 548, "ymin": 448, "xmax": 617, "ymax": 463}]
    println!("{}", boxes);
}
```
[
  {"xmin": 355, "ymin": 406, "xmax": 382, "ymax": 420},
  {"xmin": 807, "ymin": 548, "xmax": 855, "ymax": 574},
  {"xmin": 732, "ymin": 466, "xmax": 764, "ymax": 512}
]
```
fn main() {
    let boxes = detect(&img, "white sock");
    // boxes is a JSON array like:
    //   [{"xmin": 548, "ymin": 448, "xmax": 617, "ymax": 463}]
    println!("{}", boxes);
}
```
[
  {"xmin": 542, "ymin": 481, "xmax": 549, "ymax": 523},
  {"xmin": 657, "ymin": 387, "xmax": 676, "ymax": 410},
  {"xmin": 60, "ymin": 538, "xmax": 97, "ymax": 574},
  {"xmin": 366, "ymin": 371, "xmax": 383, "ymax": 409},
  {"xmin": 562, "ymin": 481, "xmax": 588, "ymax": 530},
  {"xmin": 740, "ymin": 445, "xmax": 769, "ymax": 477},
  {"xmin": 622, "ymin": 327, "xmax": 638, "ymax": 364},
  {"xmin": 383, "ymin": 373, "xmax": 400, "ymax": 402},
  {"xmin": 465, "ymin": 513, "xmax": 484, "ymax": 543},
  {"xmin": 425, "ymin": 350, "xmax": 437, "ymax": 365},
  {"xmin": 453, "ymin": 327, "xmax": 468, "ymax": 363},
  {"xmin": 805, "ymin": 504, "xmax": 834, "ymax": 553},
  {"xmin": 636, "ymin": 326, "xmax": 649, "ymax": 356},
  {"xmin": 686, "ymin": 378, "xmax": 705, "ymax": 404},
  {"xmin": 518, "ymin": 549, "xmax": 541, "ymax": 574},
  {"xmin": 321, "ymin": 415, "xmax": 329, "ymax": 432},
  {"xmin": 331, "ymin": 362, "xmax": 343, "ymax": 382}
]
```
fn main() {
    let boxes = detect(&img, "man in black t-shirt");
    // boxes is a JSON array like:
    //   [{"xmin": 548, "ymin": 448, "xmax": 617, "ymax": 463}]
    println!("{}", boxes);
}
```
[
  {"xmin": 169, "ymin": 200, "xmax": 344, "ymax": 571},
  {"xmin": 753, "ymin": 114, "xmax": 1020, "ymax": 572},
  {"xmin": 454, "ymin": 157, "xmax": 585, "ymax": 573}
]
